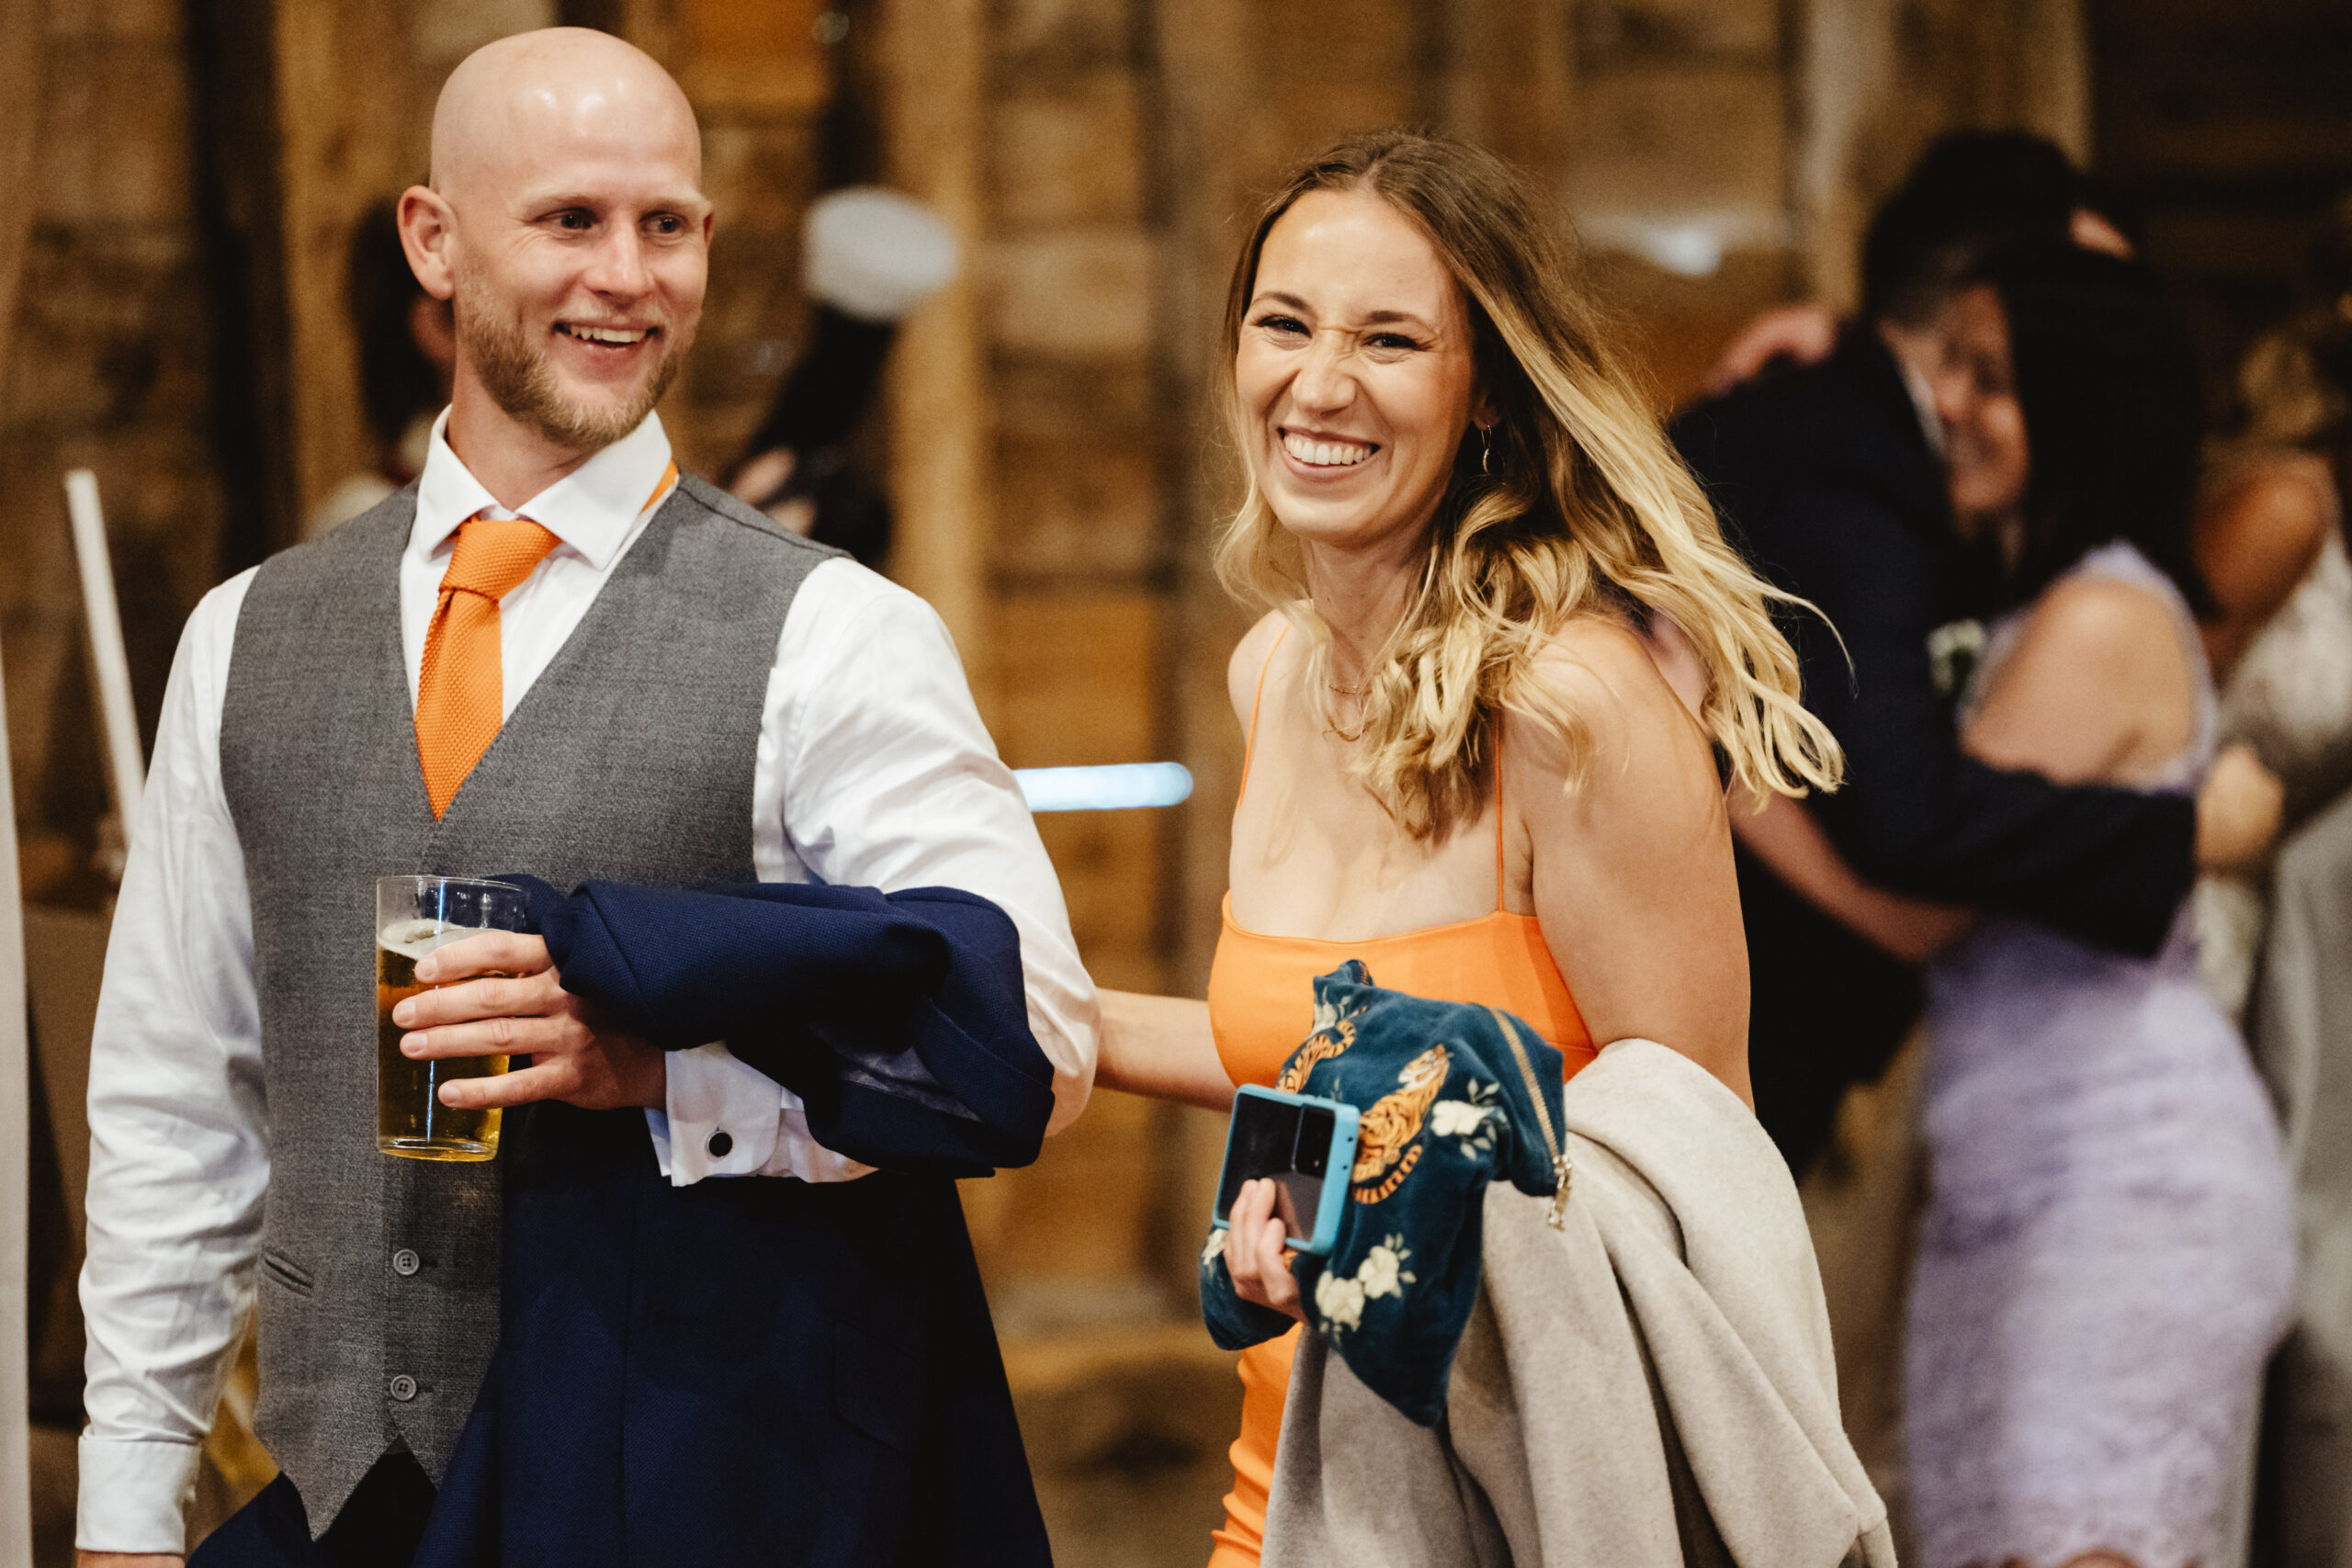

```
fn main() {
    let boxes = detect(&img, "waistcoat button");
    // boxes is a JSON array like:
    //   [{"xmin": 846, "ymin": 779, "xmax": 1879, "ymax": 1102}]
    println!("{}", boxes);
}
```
[
  {"xmin": 389, "ymin": 1374, "xmax": 418, "ymax": 1403},
  {"xmin": 391, "ymin": 1248, "xmax": 422, "ymax": 1277},
  {"xmin": 707, "ymin": 1130, "xmax": 733, "ymax": 1158}
]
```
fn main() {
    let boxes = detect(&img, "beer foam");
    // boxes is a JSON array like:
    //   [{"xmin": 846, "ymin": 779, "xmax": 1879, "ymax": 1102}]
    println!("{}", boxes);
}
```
[{"xmin": 378, "ymin": 919, "xmax": 460, "ymax": 959}]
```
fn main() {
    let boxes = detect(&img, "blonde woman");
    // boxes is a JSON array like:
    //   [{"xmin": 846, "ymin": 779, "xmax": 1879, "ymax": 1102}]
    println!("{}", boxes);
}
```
[{"xmin": 1094, "ymin": 131, "xmax": 1840, "ymax": 1565}]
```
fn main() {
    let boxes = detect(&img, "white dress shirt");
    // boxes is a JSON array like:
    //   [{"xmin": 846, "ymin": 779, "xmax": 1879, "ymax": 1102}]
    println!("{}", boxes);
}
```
[{"xmin": 77, "ymin": 411, "xmax": 1098, "ymax": 1551}]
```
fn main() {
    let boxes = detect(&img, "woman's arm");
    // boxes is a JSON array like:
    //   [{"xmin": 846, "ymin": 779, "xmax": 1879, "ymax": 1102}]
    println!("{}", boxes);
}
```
[
  {"xmin": 1085, "ymin": 618, "xmax": 1291, "ymax": 1114},
  {"xmin": 1517, "ymin": 620, "xmax": 1753, "ymax": 1104},
  {"xmin": 1643, "ymin": 608, "xmax": 1973, "ymax": 963},
  {"xmin": 1093, "ymin": 990, "xmax": 1234, "ymax": 1111}
]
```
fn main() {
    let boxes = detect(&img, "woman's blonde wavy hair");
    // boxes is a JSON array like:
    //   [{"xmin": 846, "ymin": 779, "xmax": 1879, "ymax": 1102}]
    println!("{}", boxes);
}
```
[{"xmin": 1215, "ymin": 130, "xmax": 1842, "ymax": 840}]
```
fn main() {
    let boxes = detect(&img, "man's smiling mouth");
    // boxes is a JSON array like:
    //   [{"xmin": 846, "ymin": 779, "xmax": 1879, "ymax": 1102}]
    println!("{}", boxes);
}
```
[
  {"xmin": 1281, "ymin": 431, "xmax": 1376, "ymax": 468},
  {"xmin": 558, "ymin": 322, "xmax": 653, "ymax": 345}
]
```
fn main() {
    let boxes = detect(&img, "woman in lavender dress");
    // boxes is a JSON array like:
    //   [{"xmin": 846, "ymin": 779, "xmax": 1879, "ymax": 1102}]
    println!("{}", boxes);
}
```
[
  {"xmin": 1724, "ymin": 244, "xmax": 2298, "ymax": 1566},
  {"xmin": 1891, "ymin": 248, "xmax": 2299, "ymax": 1568}
]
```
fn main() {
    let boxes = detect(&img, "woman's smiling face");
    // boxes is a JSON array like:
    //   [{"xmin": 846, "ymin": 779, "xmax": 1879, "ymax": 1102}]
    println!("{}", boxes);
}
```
[
  {"xmin": 1236, "ymin": 187, "xmax": 1484, "ymax": 558},
  {"xmin": 1933, "ymin": 283, "xmax": 2031, "ymax": 526}
]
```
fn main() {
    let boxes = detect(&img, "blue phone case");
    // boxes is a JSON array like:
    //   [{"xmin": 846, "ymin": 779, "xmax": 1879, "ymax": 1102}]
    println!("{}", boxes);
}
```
[{"xmin": 1211, "ymin": 1084, "xmax": 1363, "ymax": 1257}]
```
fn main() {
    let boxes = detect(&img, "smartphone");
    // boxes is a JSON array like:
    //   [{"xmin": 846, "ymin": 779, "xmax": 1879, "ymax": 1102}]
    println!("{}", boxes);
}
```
[{"xmin": 1211, "ymin": 1085, "xmax": 1362, "ymax": 1258}]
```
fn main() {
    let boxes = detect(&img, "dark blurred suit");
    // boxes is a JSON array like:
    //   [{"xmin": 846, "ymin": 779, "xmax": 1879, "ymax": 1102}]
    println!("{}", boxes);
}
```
[{"xmin": 1672, "ymin": 329, "xmax": 2198, "ymax": 1175}]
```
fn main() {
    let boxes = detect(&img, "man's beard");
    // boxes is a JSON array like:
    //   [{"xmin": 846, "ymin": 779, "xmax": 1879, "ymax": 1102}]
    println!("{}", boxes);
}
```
[{"xmin": 456, "ymin": 272, "xmax": 690, "ymax": 452}]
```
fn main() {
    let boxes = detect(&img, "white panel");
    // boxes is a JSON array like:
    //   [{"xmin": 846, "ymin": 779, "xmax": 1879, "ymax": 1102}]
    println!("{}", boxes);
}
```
[{"xmin": 0, "ymin": 626, "xmax": 36, "ymax": 1565}]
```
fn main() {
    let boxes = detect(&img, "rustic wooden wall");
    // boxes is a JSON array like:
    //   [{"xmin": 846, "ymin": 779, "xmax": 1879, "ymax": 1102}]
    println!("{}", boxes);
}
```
[
  {"xmin": 2089, "ymin": 0, "xmax": 2352, "ymax": 414},
  {"xmin": 0, "ymin": 0, "xmax": 228, "ymax": 907},
  {"xmin": 270, "ymin": 0, "xmax": 556, "ymax": 532},
  {"xmin": 614, "ymin": 0, "xmax": 836, "ymax": 474}
]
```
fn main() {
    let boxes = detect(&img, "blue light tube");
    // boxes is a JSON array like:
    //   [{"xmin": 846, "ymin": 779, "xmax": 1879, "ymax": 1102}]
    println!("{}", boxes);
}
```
[{"xmin": 1013, "ymin": 762, "xmax": 1194, "ymax": 813}]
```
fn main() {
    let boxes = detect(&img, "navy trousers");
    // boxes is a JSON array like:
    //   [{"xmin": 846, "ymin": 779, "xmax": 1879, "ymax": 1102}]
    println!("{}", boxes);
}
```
[{"xmin": 189, "ymin": 1453, "xmax": 435, "ymax": 1568}]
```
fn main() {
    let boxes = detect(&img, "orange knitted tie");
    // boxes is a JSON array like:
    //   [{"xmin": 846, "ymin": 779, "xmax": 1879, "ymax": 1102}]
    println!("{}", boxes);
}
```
[{"xmin": 414, "ymin": 513, "xmax": 560, "ymax": 817}]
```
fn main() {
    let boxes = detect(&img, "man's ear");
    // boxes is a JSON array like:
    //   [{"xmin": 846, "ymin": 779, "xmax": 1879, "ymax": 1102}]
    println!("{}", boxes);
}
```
[{"xmin": 398, "ymin": 185, "xmax": 458, "ymax": 302}]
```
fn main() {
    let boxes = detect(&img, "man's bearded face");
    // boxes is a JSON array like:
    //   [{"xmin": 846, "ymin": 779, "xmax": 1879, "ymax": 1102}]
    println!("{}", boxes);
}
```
[{"xmin": 456, "ymin": 259, "xmax": 693, "ymax": 452}]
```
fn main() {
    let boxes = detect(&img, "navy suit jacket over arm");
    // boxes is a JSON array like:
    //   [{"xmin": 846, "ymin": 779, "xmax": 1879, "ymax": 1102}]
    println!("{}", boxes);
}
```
[
  {"xmin": 537, "ymin": 877, "xmax": 1057, "ymax": 1176},
  {"xmin": 412, "ymin": 878, "xmax": 1057, "ymax": 1568}
]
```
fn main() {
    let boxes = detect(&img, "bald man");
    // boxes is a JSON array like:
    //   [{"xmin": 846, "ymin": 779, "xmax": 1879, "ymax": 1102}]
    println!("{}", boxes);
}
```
[{"xmin": 77, "ymin": 29, "xmax": 1089, "ymax": 1567}]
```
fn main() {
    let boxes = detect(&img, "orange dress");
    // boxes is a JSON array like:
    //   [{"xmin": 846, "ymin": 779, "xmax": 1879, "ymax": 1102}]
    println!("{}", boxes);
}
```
[{"xmin": 1202, "ymin": 635, "xmax": 1598, "ymax": 1567}]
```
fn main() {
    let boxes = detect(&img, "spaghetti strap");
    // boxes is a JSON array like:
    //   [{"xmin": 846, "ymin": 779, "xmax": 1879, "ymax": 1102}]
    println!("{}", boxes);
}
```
[
  {"xmin": 1238, "ymin": 623, "xmax": 1290, "ymax": 805},
  {"xmin": 1493, "ymin": 722, "xmax": 1507, "ymax": 912}
]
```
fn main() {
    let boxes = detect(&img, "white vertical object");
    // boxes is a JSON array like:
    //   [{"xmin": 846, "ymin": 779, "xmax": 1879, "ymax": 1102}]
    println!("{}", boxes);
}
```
[
  {"xmin": 63, "ymin": 470, "xmax": 144, "ymax": 846},
  {"xmin": 0, "ymin": 631, "xmax": 36, "ymax": 1564}
]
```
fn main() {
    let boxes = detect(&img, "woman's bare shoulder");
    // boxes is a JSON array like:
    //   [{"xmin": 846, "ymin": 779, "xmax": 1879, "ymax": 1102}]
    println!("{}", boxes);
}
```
[
  {"xmin": 1965, "ymin": 573, "xmax": 2191, "ymax": 780},
  {"xmin": 1227, "ymin": 609, "xmax": 1292, "ymax": 728},
  {"xmin": 2011, "ymin": 572, "xmax": 2183, "ymax": 672},
  {"xmin": 1516, "ymin": 615, "xmax": 1720, "ymax": 816},
  {"xmin": 1524, "ymin": 615, "xmax": 1697, "ymax": 749}
]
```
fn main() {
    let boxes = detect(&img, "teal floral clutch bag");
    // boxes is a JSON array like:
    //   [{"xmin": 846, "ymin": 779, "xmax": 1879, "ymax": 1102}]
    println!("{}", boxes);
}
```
[{"xmin": 1198, "ymin": 960, "xmax": 1571, "ymax": 1426}]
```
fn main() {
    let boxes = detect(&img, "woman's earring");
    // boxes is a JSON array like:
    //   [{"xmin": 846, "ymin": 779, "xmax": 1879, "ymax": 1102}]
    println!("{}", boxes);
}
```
[{"xmin": 1480, "ymin": 425, "xmax": 1493, "ymax": 475}]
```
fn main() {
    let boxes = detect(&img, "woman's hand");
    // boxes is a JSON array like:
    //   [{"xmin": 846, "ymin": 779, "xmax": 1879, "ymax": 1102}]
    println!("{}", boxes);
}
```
[
  {"xmin": 1224, "ymin": 1179, "xmax": 1306, "ymax": 1321},
  {"xmin": 2196, "ymin": 742, "xmax": 2285, "ymax": 875},
  {"xmin": 1701, "ymin": 301, "xmax": 1840, "ymax": 395}
]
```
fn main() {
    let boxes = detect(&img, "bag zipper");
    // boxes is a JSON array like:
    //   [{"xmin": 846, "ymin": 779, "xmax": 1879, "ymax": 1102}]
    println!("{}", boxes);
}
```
[{"xmin": 1487, "ymin": 1008, "xmax": 1572, "ymax": 1230}]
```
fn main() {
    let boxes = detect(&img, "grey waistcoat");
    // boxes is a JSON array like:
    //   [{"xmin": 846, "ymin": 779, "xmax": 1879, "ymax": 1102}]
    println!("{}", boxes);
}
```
[{"xmin": 219, "ymin": 474, "xmax": 835, "ymax": 1530}]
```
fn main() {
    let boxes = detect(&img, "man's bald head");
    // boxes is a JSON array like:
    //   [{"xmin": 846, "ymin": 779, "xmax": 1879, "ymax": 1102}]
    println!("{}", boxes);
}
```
[
  {"xmin": 400, "ymin": 26, "xmax": 710, "ymax": 483},
  {"xmin": 430, "ymin": 28, "xmax": 698, "ymax": 208}
]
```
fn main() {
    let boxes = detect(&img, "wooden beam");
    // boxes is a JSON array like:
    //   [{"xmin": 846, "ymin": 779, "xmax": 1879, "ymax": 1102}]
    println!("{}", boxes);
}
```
[
  {"xmin": 1436, "ymin": 0, "xmax": 1576, "ymax": 180},
  {"xmin": 0, "ymin": 0, "xmax": 45, "ymax": 386},
  {"xmin": 2018, "ymin": 0, "xmax": 2092, "ymax": 164},
  {"xmin": 876, "ymin": 0, "xmax": 990, "ymax": 676},
  {"xmin": 269, "ymin": 0, "xmax": 425, "ymax": 533},
  {"xmin": 1796, "ymin": 0, "xmax": 2094, "ymax": 309},
  {"xmin": 185, "ymin": 0, "xmax": 301, "ymax": 573},
  {"xmin": 673, "ymin": 0, "xmax": 828, "ymax": 115}
]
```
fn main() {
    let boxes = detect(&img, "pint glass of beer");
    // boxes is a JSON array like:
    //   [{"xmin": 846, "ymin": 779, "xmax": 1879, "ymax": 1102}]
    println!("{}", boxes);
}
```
[{"xmin": 376, "ymin": 874, "xmax": 531, "ymax": 1161}]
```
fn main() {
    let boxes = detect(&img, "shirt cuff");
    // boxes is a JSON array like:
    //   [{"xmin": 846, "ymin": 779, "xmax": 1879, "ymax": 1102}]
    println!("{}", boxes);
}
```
[
  {"xmin": 77, "ymin": 1433, "xmax": 198, "ymax": 1553},
  {"xmin": 644, "ymin": 1043, "xmax": 875, "ymax": 1187},
  {"xmin": 648, "ymin": 1043, "xmax": 778, "ymax": 1182}
]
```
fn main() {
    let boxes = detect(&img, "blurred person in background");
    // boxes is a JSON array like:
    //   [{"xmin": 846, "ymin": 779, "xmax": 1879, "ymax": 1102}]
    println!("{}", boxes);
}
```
[
  {"xmin": 2191, "ymin": 193, "xmax": 2352, "ymax": 1019},
  {"xmin": 1089, "ymin": 130, "xmax": 1855, "ymax": 1567},
  {"xmin": 723, "ymin": 186, "xmax": 957, "ymax": 570},
  {"xmin": 1672, "ymin": 132, "xmax": 2282, "ymax": 1179},
  {"xmin": 308, "ymin": 200, "xmax": 458, "ymax": 536},
  {"xmin": 1753, "ymin": 243, "xmax": 2296, "ymax": 1568},
  {"xmin": 2195, "ymin": 191, "xmax": 2352, "ymax": 1568}
]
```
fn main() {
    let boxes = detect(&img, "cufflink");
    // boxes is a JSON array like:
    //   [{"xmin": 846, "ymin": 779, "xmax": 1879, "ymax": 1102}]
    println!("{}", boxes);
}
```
[{"xmin": 707, "ymin": 1131, "xmax": 734, "ymax": 1159}]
